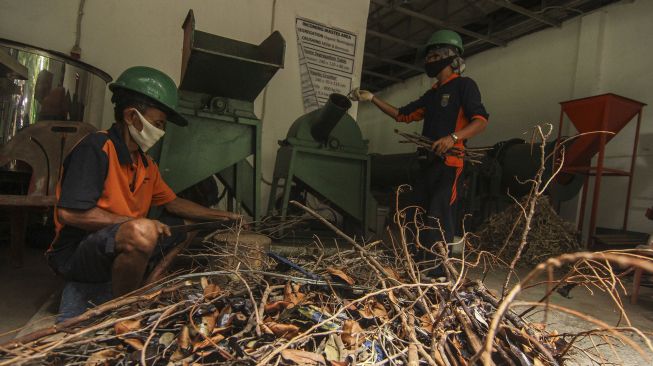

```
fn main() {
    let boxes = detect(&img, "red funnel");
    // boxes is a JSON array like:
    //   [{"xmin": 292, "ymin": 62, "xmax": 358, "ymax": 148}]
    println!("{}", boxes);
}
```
[{"xmin": 561, "ymin": 94, "xmax": 645, "ymax": 167}]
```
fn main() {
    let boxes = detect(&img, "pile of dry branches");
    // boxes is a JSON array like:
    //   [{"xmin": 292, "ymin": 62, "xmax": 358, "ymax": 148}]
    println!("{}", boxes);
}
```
[
  {"xmin": 1, "ymin": 125, "xmax": 651, "ymax": 365},
  {"xmin": 474, "ymin": 196, "xmax": 581, "ymax": 266}
]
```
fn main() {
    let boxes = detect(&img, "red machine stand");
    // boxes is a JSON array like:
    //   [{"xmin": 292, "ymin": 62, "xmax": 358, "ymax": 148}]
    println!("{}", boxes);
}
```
[{"xmin": 557, "ymin": 93, "xmax": 646, "ymax": 249}]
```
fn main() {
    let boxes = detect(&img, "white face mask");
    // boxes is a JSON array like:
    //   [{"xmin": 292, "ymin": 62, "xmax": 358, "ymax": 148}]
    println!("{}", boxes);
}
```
[{"xmin": 127, "ymin": 109, "xmax": 165, "ymax": 152}]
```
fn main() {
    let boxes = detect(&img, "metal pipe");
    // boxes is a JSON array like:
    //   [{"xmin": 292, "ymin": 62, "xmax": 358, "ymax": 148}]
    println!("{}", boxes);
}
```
[
  {"xmin": 623, "ymin": 110, "xmax": 643, "ymax": 230},
  {"xmin": 366, "ymin": 29, "xmax": 422, "ymax": 49},
  {"xmin": 370, "ymin": 0, "xmax": 506, "ymax": 47},
  {"xmin": 362, "ymin": 69, "xmax": 403, "ymax": 82},
  {"xmin": 364, "ymin": 52, "xmax": 423, "ymax": 72},
  {"xmin": 486, "ymin": 0, "xmax": 561, "ymax": 27},
  {"xmin": 310, "ymin": 93, "xmax": 351, "ymax": 143}
]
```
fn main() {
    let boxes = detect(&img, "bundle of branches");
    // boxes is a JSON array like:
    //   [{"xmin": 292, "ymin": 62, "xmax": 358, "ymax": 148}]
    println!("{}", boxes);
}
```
[
  {"xmin": 1, "ymin": 125, "xmax": 651, "ymax": 366},
  {"xmin": 474, "ymin": 196, "xmax": 581, "ymax": 266},
  {"xmin": 394, "ymin": 129, "xmax": 490, "ymax": 164},
  {"xmin": 2, "ymin": 206, "xmax": 652, "ymax": 365},
  {"xmin": 0, "ymin": 235, "xmax": 565, "ymax": 365}
]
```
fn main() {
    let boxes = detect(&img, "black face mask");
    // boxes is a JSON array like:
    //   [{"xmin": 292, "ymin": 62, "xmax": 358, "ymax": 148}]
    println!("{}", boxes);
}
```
[{"xmin": 424, "ymin": 56, "xmax": 455, "ymax": 77}]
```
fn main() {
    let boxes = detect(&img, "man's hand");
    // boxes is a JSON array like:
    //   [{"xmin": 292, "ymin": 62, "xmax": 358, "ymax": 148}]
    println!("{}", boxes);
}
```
[
  {"xmin": 228, "ymin": 212, "xmax": 251, "ymax": 230},
  {"xmin": 348, "ymin": 88, "xmax": 374, "ymax": 102},
  {"xmin": 152, "ymin": 220, "xmax": 172, "ymax": 237},
  {"xmin": 431, "ymin": 135, "xmax": 455, "ymax": 155}
]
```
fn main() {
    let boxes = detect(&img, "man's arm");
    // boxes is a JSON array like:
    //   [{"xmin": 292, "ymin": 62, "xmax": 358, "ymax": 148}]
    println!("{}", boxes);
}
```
[
  {"xmin": 371, "ymin": 96, "xmax": 399, "ymax": 119},
  {"xmin": 163, "ymin": 197, "xmax": 241, "ymax": 222},
  {"xmin": 350, "ymin": 88, "xmax": 425, "ymax": 122},
  {"xmin": 431, "ymin": 117, "xmax": 488, "ymax": 155},
  {"xmin": 57, "ymin": 207, "xmax": 131, "ymax": 231}
]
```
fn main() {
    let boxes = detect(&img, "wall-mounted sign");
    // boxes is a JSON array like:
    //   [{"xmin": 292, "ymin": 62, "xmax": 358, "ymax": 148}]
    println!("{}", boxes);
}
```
[{"xmin": 296, "ymin": 17, "xmax": 357, "ymax": 112}]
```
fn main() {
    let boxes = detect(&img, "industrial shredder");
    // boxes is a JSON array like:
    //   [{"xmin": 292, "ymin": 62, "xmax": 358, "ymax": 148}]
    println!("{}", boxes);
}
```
[
  {"xmin": 268, "ymin": 93, "xmax": 378, "ymax": 234},
  {"xmin": 155, "ymin": 10, "xmax": 285, "ymax": 221}
]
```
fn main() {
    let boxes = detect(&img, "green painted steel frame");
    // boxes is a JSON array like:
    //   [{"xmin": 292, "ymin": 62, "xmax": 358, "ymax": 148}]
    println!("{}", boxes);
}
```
[
  {"xmin": 268, "ymin": 145, "xmax": 377, "ymax": 234},
  {"xmin": 157, "ymin": 108, "xmax": 262, "ymax": 222}
]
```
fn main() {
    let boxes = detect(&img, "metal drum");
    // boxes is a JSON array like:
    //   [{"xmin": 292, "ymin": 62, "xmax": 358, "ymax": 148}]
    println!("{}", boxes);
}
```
[{"xmin": 0, "ymin": 38, "xmax": 111, "ymax": 145}]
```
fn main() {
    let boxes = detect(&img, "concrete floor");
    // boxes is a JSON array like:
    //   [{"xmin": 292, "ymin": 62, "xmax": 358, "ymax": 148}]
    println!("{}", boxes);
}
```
[
  {"xmin": 476, "ymin": 267, "xmax": 653, "ymax": 364},
  {"xmin": 1, "ymin": 243, "xmax": 652, "ymax": 364},
  {"xmin": 0, "ymin": 246, "xmax": 62, "ymax": 344}
]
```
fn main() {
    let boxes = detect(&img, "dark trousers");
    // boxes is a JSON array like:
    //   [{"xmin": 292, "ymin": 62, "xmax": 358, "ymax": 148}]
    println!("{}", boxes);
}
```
[
  {"xmin": 411, "ymin": 158, "xmax": 460, "ymax": 254},
  {"xmin": 47, "ymin": 214, "xmax": 186, "ymax": 283}
]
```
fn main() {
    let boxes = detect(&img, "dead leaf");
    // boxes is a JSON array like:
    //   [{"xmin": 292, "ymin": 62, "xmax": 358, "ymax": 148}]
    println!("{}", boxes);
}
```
[
  {"xmin": 328, "ymin": 362, "xmax": 348, "ymax": 366},
  {"xmin": 324, "ymin": 334, "xmax": 345, "ymax": 362},
  {"xmin": 192, "ymin": 333, "xmax": 225, "ymax": 352},
  {"xmin": 123, "ymin": 338, "xmax": 144, "ymax": 350},
  {"xmin": 341, "ymin": 320, "xmax": 364, "ymax": 349},
  {"xmin": 281, "ymin": 349, "xmax": 326, "ymax": 365},
  {"xmin": 264, "ymin": 300, "xmax": 294, "ymax": 314},
  {"xmin": 284, "ymin": 282, "xmax": 306, "ymax": 305},
  {"xmin": 419, "ymin": 313, "xmax": 434, "ymax": 333},
  {"xmin": 381, "ymin": 266, "xmax": 401, "ymax": 281},
  {"xmin": 326, "ymin": 267, "xmax": 355, "ymax": 285},
  {"xmin": 359, "ymin": 300, "xmax": 388, "ymax": 322},
  {"xmin": 204, "ymin": 283, "xmax": 221, "ymax": 300},
  {"xmin": 199, "ymin": 313, "xmax": 217, "ymax": 336},
  {"xmin": 265, "ymin": 321, "xmax": 301, "ymax": 339},
  {"xmin": 114, "ymin": 319, "xmax": 141, "ymax": 335},
  {"xmin": 370, "ymin": 301, "xmax": 388, "ymax": 320},
  {"xmin": 178, "ymin": 325, "xmax": 191, "ymax": 350},
  {"xmin": 84, "ymin": 349, "xmax": 121, "ymax": 366}
]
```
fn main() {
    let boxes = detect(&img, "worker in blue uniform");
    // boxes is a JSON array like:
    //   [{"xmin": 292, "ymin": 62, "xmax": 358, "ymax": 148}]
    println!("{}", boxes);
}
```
[{"xmin": 350, "ymin": 30, "xmax": 489, "ymax": 274}]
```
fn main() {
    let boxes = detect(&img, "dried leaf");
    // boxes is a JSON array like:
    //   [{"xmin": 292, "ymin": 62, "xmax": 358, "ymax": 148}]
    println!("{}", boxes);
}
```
[
  {"xmin": 370, "ymin": 301, "xmax": 388, "ymax": 320},
  {"xmin": 473, "ymin": 309, "xmax": 489, "ymax": 328},
  {"xmin": 178, "ymin": 325, "xmax": 191, "ymax": 350},
  {"xmin": 281, "ymin": 349, "xmax": 326, "ymax": 365},
  {"xmin": 328, "ymin": 361, "xmax": 348, "ymax": 366},
  {"xmin": 382, "ymin": 266, "xmax": 401, "ymax": 281},
  {"xmin": 284, "ymin": 282, "xmax": 306, "ymax": 305},
  {"xmin": 358, "ymin": 300, "xmax": 387, "ymax": 321},
  {"xmin": 114, "ymin": 319, "xmax": 141, "ymax": 335},
  {"xmin": 158, "ymin": 332, "xmax": 175, "ymax": 347},
  {"xmin": 192, "ymin": 333, "xmax": 225, "ymax": 351},
  {"xmin": 324, "ymin": 334, "xmax": 344, "ymax": 362},
  {"xmin": 200, "ymin": 276, "xmax": 209, "ymax": 289},
  {"xmin": 85, "ymin": 349, "xmax": 121, "ymax": 366},
  {"xmin": 204, "ymin": 283, "xmax": 222, "ymax": 300},
  {"xmin": 265, "ymin": 321, "xmax": 301, "ymax": 339},
  {"xmin": 326, "ymin": 267, "xmax": 355, "ymax": 285},
  {"xmin": 264, "ymin": 300, "xmax": 294, "ymax": 314},
  {"xmin": 123, "ymin": 338, "xmax": 144, "ymax": 350},
  {"xmin": 341, "ymin": 319, "xmax": 364, "ymax": 349},
  {"xmin": 419, "ymin": 313, "xmax": 434, "ymax": 333},
  {"xmin": 199, "ymin": 313, "xmax": 217, "ymax": 336}
]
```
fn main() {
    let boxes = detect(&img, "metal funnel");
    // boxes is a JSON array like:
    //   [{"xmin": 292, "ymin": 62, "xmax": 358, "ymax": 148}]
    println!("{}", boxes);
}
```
[{"xmin": 180, "ymin": 9, "xmax": 285, "ymax": 101}]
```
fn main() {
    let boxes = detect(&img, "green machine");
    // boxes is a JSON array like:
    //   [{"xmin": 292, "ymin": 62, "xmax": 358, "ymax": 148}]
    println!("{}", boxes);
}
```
[
  {"xmin": 268, "ymin": 94, "xmax": 378, "ymax": 234},
  {"xmin": 156, "ymin": 10, "xmax": 285, "ymax": 221}
]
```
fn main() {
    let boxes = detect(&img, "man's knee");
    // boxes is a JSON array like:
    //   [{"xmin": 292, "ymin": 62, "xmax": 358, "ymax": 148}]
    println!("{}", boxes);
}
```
[{"xmin": 115, "ymin": 219, "xmax": 159, "ymax": 255}]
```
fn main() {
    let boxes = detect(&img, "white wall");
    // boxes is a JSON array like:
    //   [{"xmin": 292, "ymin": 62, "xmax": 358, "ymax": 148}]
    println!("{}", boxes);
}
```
[
  {"xmin": 0, "ymin": 0, "xmax": 371, "ymax": 208},
  {"xmin": 357, "ymin": 0, "xmax": 653, "ymax": 236}
]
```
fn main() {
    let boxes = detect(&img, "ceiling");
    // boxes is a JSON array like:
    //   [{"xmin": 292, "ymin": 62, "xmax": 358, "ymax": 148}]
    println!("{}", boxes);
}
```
[{"xmin": 362, "ymin": 0, "xmax": 622, "ymax": 91}]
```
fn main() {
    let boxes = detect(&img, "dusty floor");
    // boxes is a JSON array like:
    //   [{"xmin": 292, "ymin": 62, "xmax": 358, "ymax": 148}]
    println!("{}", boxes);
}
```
[
  {"xmin": 1, "ymin": 243, "xmax": 652, "ymax": 364},
  {"xmin": 476, "ymin": 267, "xmax": 653, "ymax": 364},
  {"xmin": 0, "ymin": 246, "xmax": 62, "ymax": 344}
]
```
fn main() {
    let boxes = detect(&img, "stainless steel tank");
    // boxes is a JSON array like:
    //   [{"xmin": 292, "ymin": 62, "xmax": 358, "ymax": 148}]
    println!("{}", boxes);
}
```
[{"xmin": 0, "ymin": 39, "xmax": 112, "ymax": 145}]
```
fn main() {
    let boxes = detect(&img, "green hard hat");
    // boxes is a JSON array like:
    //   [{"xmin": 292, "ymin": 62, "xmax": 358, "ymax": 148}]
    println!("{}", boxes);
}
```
[
  {"xmin": 109, "ymin": 66, "xmax": 187, "ymax": 126},
  {"xmin": 421, "ymin": 29, "xmax": 464, "ymax": 57}
]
